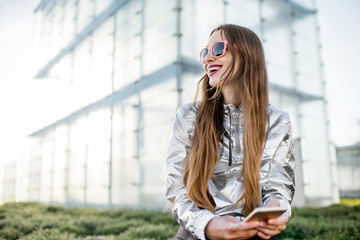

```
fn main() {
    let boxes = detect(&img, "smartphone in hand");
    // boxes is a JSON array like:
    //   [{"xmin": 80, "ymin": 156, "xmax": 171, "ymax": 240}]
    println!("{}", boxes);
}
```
[{"xmin": 243, "ymin": 207, "xmax": 287, "ymax": 222}]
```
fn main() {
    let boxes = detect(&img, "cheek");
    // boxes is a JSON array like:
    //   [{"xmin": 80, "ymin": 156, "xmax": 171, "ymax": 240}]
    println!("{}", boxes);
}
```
[{"xmin": 221, "ymin": 55, "xmax": 232, "ymax": 70}]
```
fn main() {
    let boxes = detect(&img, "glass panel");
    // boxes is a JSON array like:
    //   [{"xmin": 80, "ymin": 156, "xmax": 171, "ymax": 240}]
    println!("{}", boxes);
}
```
[
  {"xmin": 181, "ymin": 0, "xmax": 201, "ymax": 61},
  {"xmin": 261, "ymin": 1, "xmax": 294, "ymax": 88},
  {"xmin": 297, "ymin": 74, "xmax": 322, "ymax": 96},
  {"xmin": 87, "ymin": 107, "xmax": 111, "ymax": 204},
  {"xmin": 291, "ymin": 0, "xmax": 315, "ymax": 11},
  {"xmin": 63, "ymin": 0, "xmax": 76, "ymax": 47},
  {"xmin": 181, "ymin": 0, "xmax": 224, "ymax": 61},
  {"xmin": 39, "ymin": 133, "xmax": 54, "ymax": 203},
  {"xmin": 111, "ymin": 97, "xmax": 140, "ymax": 206},
  {"xmin": 113, "ymin": 0, "xmax": 141, "ymax": 90},
  {"xmin": 227, "ymin": 0, "xmax": 259, "ymax": 15},
  {"xmin": 299, "ymin": 100, "xmax": 331, "ymax": 203},
  {"xmin": 225, "ymin": 0, "xmax": 261, "ymax": 34},
  {"xmin": 181, "ymin": 71, "xmax": 203, "ymax": 105},
  {"xmin": 142, "ymin": 35, "xmax": 177, "ymax": 75},
  {"xmin": 73, "ymin": 37, "xmax": 91, "ymax": 106},
  {"xmin": 58, "ymin": 53, "xmax": 73, "ymax": 83},
  {"xmin": 277, "ymin": 93, "xmax": 299, "ymax": 138},
  {"xmin": 33, "ymin": 11, "xmax": 45, "ymax": 71},
  {"xmin": 112, "ymin": 97, "xmax": 140, "ymax": 206},
  {"xmin": 266, "ymin": 60, "xmax": 295, "ymax": 87},
  {"xmin": 40, "ymin": 17, "xmax": 53, "ymax": 65},
  {"xmin": 90, "ymin": 17, "xmax": 114, "ymax": 102},
  {"xmin": 262, "ymin": 0, "xmax": 292, "ymax": 49},
  {"xmin": 142, "ymin": 10, "xmax": 177, "ymax": 75},
  {"xmin": 95, "ymin": 0, "xmax": 112, "ymax": 15},
  {"xmin": 139, "ymin": 78, "xmax": 178, "ymax": 207},
  {"xmin": 292, "ymin": 15, "xmax": 317, "ymax": 40},
  {"xmin": 77, "ymin": 0, "xmax": 94, "ymax": 33},
  {"xmin": 115, "ymin": 0, "xmax": 141, "ymax": 39},
  {"xmin": 114, "ymin": 36, "xmax": 141, "ymax": 89},
  {"xmin": 141, "ymin": 78, "xmax": 177, "ymax": 128},
  {"xmin": 49, "ymin": 4, "xmax": 64, "ymax": 59},
  {"xmin": 114, "ymin": 56, "xmax": 141, "ymax": 90},
  {"xmin": 144, "ymin": 0, "xmax": 176, "ymax": 27},
  {"xmin": 68, "ymin": 116, "xmax": 87, "ymax": 204},
  {"xmin": 53, "ymin": 124, "xmax": 68, "ymax": 204},
  {"xmin": 28, "ymin": 137, "xmax": 42, "ymax": 201},
  {"xmin": 143, "ymin": 12, "xmax": 176, "ymax": 50},
  {"xmin": 292, "ymin": 14, "xmax": 322, "ymax": 96},
  {"xmin": 269, "ymin": 88, "xmax": 280, "ymax": 107},
  {"xmin": 196, "ymin": 0, "xmax": 224, "ymax": 34}
]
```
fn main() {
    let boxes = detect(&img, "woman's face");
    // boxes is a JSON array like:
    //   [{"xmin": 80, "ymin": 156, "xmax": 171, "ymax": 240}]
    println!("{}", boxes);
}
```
[{"xmin": 202, "ymin": 30, "xmax": 232, "ymax": 87}]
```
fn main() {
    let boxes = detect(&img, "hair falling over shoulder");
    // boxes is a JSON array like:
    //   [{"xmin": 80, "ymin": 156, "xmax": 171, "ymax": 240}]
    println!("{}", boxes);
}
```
[{"xmin": 183, "ymin": 24, "xmax": 270, "ymax": 216}]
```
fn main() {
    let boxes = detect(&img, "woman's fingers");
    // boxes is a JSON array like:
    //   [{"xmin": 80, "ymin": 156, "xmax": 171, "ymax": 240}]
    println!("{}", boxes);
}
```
[
  {"xmin": 257, "ymin": 225, "xmax": 282, "ymax": 235},
  {"xmin": 205, "ymin": 216, "xmax": 260, "ymax": 240},
  {"xmin": 255, "ymin": 215, "xmax": 288, "ymax": 238},
  {"xmin": 268, "ymin": 214, "xmax": 288, "ymax": 225},
  {"xmin": 229, "ymin": 220, "xmax": 260, "ymax": 231},
  {"xmin": 257, "ymin": 230, "xmax": 272, "ymax": 239}
]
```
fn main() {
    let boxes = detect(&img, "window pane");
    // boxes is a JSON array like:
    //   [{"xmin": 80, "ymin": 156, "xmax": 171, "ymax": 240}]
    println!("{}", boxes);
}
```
[
  {"xmin": 77, "ymin": 0, "xmax": 94, "ymax": 33},
  {"xmin": 90, "ymin": 17, "xmax": 114, "ymax": 102},
  {"xmin": 112, "ymin": 97, "xmax": 139, "ymax": 206},
  {"xmin": 87, "ymin": 107, "xmax": 110, "ymax": 204}
]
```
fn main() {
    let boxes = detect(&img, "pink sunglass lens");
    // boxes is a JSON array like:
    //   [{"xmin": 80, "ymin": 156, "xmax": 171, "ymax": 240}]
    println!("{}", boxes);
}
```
[
  {"xmin": 212, "ymin": 42, "xmax": 225, "ymax": 56},
  {"xmin": 201, "ymin": 48, "xmax": 208, "ymax": 63}
]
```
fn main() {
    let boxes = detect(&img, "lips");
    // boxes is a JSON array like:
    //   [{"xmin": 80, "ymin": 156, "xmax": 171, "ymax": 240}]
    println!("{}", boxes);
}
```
[{"xmin": 208, "ymin": 64, "xmax": 222, "ymax": 76}]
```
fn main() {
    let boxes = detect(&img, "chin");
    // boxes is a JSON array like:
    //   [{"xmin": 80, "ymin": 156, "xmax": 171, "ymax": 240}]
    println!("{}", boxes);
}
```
[{"xmin": 209, "ymin": 78, "xmax": 220, "ymax": 87}]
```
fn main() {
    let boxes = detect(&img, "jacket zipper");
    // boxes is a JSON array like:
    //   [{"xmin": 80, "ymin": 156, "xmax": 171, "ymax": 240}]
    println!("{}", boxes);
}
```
[
  {"xmin": 234, "ymin": 112, "xmax": 241, "ymax": 154},
  {"xmin": 228, "ymin": 107, "xmax": 232, "ymax": 166}
]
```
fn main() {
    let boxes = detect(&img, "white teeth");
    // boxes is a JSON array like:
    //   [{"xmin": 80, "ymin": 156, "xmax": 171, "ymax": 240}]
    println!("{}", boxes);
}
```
[{"xmin": 208, "ymin": 66, "xmax": 221, "ymax": 72}]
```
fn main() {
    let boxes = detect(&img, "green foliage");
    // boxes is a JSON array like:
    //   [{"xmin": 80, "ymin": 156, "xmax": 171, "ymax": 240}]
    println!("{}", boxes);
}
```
[
  {"xmin": 0, "ymin": 228, "xmax": 23, "ymax": 240},
  {"xmin": 18, "ymin": 229, "xmax": 78, "ymax": 240},
  {"xmin": 278, "ymin": 204, "xmax": 360, "ymax": 239},
  {"xmin": 96, "ymin": 219, "xmax": 147, "ymax": 235},
  {"xmin": 118, "ymin": 224, "xmax": 178, "ymax": 240},
  {"xmin": 0, "ymin": 202, "xmax": 359, "ymax": 239}
]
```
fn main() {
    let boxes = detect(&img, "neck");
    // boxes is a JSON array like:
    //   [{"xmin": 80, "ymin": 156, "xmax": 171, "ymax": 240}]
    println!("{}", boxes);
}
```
[{"xmin": 222, "ymin": 84, "xmax": 241, "ymax": 108}]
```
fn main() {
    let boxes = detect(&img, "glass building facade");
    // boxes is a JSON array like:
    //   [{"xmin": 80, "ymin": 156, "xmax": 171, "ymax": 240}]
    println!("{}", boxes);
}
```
[
  {"xmin": 336, "ymin": 145, "xmax": 360, "ymax": 198},
  {"xmin": 1, "ymin": 0, "xmax": 339, "ymax": 208}
]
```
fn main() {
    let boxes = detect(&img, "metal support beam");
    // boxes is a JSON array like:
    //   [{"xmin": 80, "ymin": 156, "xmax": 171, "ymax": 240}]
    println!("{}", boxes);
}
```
[{"xmin": 175, "ymin": 0, "xmax": 183, "ymax": 108}]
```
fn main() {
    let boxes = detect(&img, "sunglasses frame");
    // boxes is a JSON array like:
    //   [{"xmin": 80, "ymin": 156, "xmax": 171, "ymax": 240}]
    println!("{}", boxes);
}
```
[{"xmin": 200, "ymin": 40, "xmax": 229, "ymax": 64}]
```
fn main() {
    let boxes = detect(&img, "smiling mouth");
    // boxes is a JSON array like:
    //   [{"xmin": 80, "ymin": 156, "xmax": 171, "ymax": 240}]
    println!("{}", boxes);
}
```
[{"xmin": 208, "ymin": 65, "xmax": 222, "ymax": 76}]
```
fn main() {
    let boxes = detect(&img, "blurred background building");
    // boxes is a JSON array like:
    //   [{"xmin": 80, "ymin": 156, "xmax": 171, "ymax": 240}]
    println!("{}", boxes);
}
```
[
  {"xmin": 336, "ymin": 144, "xmax": 360, "ymax": 198},
  {"xmin": 1, "ymin": 0, "xmax": 340, "ymax": 208}
]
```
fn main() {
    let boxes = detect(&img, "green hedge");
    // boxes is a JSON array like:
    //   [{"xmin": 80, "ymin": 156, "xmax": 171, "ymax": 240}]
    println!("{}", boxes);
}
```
[{"xmin": 0, "ymin": 202, "xmax": 358, "ymax": 239}]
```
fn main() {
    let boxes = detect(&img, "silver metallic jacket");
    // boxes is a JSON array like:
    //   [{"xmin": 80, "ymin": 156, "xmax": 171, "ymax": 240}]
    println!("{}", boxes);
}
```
[{"xmin": 165, "ymin": 103, "xmax": 295, "ymax": 240}]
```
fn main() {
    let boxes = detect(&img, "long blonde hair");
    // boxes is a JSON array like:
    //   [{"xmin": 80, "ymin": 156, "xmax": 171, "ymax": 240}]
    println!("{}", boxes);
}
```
[{"xmin": 183, "ymin": 24, "xmax": 269, "ymax": 216}]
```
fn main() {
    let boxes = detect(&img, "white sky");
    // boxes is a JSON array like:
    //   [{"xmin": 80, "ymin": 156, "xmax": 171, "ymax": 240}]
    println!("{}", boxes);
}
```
[
  {"xmin": 317, "ymin": 0, "xmax": 360, "ymax": 146},
  {"xmin": 0, "ymin": 0, "xmax": 359, "ymax": 163}
]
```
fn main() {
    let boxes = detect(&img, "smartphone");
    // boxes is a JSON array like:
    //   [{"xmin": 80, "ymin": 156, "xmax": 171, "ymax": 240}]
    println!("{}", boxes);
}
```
[{"xmin": 243, "ymin": 207, "xmax": 287, "ymax": 222}]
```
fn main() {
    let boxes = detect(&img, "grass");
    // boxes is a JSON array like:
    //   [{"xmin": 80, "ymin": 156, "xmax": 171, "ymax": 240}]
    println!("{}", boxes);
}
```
[{"xmin": 0, "ymin": 202, "xmax": 359, "ymax": 239}]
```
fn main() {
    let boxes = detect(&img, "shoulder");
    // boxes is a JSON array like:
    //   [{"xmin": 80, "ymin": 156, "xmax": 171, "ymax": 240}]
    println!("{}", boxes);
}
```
[
  {"xmin": 268, "ymin": 105, "xmax": 292, "ymax": 133},
  {"xmin": 175, "ymin": 102, "xmax": 198, "ymax": 122}
]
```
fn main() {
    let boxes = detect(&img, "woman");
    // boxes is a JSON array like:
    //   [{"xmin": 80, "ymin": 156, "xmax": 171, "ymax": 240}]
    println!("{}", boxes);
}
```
[{"xmin": 165, "ymin": 24, "xmax": 295, "ymax": 240}]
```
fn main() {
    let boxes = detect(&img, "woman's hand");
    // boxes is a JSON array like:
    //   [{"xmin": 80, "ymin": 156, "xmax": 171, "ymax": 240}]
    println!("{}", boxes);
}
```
[
  {"xmin": 256, "ymin": 200, "xmax": 289, "ymax": 239},
  {"xmin": 256, "ymin": 214, "xmax": 288, "ymax": 239},
  {"xmin": 205, "ymin": 216, "xmax": 260, "ymax": 240}
]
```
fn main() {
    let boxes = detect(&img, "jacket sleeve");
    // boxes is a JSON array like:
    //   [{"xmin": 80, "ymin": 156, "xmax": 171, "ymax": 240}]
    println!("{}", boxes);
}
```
[
  {"xmin": 261, "ymin": 112, "xmax": 296, "ymax": 219},
  {"xmin": 165, "ymin": 105, "xmax": 217, "ymax": 240}
]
